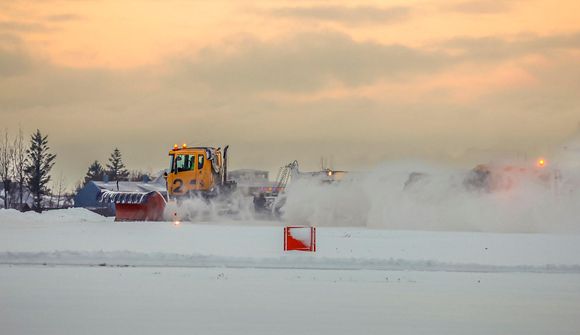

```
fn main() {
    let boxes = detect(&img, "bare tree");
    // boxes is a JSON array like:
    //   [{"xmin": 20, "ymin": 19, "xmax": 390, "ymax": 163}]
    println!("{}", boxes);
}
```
[
  {"xmin": 62, "ymin": 191, "xmax": 74, "ymax": 208},
  {"xmin": 11, "ymin": 128, "xmax": 27, "ymax": 209},
  {"xmin": 48, "ymin": 183, "xmax": 55, "ymax": 209},
  {"xmin": 0, "ymin": 130, "xmax": 14, "ymax": 209},
  {"xmin": 54, "ymin": 173, "xmax": 66, "ymax": 208}
]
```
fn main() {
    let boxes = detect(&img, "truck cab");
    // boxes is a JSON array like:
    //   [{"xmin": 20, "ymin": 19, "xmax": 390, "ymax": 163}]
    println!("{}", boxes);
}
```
[{"xmin": 166, "ymin": 145, "xmax": 227, "ymax": 198}]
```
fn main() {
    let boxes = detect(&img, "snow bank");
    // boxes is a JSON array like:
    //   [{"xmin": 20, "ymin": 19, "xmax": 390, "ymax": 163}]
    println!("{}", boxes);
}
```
[
  {"xmin": 0, "ymin": 208, "xmax": 109, "ymax": 224},
  {"xmin": 1, "ymin": 216, "xmax": 580, "ymax": 273}
]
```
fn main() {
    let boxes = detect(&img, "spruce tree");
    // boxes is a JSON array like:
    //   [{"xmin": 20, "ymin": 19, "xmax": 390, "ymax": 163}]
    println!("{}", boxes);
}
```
[
  {"xmin": 106, "ymin": 148, "xmax": 129, "ymax": 181},
  {"xmin": 84, "ymin": 160, "xmax": 104, "ymax": 183},
  {"xmin": 24, "ymin": 130, "xmax": 56, "ymax": 212}
]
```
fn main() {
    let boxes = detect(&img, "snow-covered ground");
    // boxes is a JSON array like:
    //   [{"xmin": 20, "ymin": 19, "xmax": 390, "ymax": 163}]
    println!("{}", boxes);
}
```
[
  {"xmin": 1, "ymin": 208, "xmax": 580, "ymax": 272},
  {"xmin": 1, "ymin": 208, "xmax": 580, "ymax": 334},
  {"xmin": 2, "ymin": 266, "xmax": 580, "ymax": 335}
]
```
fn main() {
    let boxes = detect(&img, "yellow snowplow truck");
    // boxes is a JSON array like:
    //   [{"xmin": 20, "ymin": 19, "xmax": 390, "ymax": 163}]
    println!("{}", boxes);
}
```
[
  {"xmin": 166, "ymin": 144, "xmax": 235, "ymax": 197},
  {"xmin": 97, "ymin": 144, "xmax": 236, "ymax": 221}
]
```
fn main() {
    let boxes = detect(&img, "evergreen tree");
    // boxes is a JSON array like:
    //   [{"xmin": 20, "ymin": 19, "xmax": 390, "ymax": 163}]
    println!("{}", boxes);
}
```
[
  {"xmin": 24, "ymin": 130, "xmax": 56, "ymax": 212},
  {"xmin": 84, "ymin": 160, "xmax": 104, "ymax": 183},
  {"xmin": 106, "ymin": 148, "xmax": 129, "ymax": 181}
]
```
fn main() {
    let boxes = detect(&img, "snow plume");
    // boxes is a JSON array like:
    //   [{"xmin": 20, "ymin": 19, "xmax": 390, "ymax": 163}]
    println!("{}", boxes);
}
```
[
  {"xmin": 282, "ymin": 177, "xmax": 371, "ymax": 227},
  {"xmin": 281, "ymin": 160, "xmax": 580, "ymax": 233},
  {"xmin": 163, "ymin": 190, "xmax": 255, "ymax": 222},
  {"xmin": 553, "ymin": 125, "xmax": 580, "ymax": 170}
]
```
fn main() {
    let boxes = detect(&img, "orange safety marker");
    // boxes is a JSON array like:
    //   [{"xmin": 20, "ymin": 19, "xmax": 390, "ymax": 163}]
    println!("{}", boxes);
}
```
[{"xmin": 284, "ymin": 226, "xmax": 316, "ymax": 252}]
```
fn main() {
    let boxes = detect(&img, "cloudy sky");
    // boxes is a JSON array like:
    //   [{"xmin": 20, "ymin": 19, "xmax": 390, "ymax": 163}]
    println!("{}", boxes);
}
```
[{"xmin": 1, "ymin": 0, "xmax": 579, "ymax": 187}]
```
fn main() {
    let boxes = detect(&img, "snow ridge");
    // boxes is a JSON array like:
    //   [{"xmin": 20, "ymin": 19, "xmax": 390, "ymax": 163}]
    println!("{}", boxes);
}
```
[{"xmin": 2, "ymin": 250, "xmax": 579, "ymax": 274}]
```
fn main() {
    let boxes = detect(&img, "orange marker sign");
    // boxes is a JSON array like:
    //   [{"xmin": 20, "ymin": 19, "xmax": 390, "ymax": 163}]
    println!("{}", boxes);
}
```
[{"xmin": 284, "ymin": 227, "xmax": 316, "ymax": 252}]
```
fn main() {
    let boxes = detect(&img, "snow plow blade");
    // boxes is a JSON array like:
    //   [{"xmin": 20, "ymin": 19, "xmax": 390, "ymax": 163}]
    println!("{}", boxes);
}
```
[{"xmin": 97, "ymin": 190, "xmax": 167, "ymax": 221}]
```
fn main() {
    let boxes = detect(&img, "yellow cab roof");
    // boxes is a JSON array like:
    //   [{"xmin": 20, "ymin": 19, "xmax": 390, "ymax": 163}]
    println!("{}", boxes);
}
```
[{"xmin": 168, "ymin": 146, "xmax": 218, "ymax": 155}]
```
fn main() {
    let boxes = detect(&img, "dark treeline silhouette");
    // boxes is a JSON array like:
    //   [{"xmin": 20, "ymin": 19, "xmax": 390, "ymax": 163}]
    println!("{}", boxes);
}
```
[
  {"xmin": 0, "ymin": 128, "xmax": 68, "ymax": 212},
  {"xmin": 80, "ymin": 148, "xmax": 152, "ymax": 188},
  {"xmin": 1, "ymin": 131, "xmax": 154, "ymax": 211}
]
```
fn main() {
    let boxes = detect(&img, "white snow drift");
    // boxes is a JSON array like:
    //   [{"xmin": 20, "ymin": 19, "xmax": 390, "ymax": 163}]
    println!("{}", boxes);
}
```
[{"xmin": 1, "ymin": 208, "xmax": 579, "ymax": 273}]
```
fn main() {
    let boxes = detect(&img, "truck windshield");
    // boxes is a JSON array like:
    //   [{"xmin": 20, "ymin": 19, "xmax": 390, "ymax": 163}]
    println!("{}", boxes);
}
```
[{"xmin": 174, "ymin": 154, "xmax": 195, "ymax": 172}]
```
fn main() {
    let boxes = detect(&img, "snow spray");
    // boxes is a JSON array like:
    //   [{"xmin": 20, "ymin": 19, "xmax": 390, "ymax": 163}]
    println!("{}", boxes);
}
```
[{"xmin": 281, "ymin": 158, "xmax": 580, "ymax": 233}]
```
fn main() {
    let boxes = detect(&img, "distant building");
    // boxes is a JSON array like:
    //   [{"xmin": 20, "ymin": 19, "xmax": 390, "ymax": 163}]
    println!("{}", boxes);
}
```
[
  {"xmin": 74, "ymin": 178, "xmax": 166, "ymax": 216},
  {"xmin": 229, "ymin": 169, "xmax": 277, "ymax": 195},
  {"xmin": 229, "ymin": 169, "xmax": 269, "ymax": 182}
]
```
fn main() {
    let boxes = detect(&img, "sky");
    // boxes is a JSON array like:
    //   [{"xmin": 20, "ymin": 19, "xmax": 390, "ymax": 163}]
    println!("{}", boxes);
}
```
[{"xmin": 1, "ymin": 0, "xmax": 579, "ymax": 188}]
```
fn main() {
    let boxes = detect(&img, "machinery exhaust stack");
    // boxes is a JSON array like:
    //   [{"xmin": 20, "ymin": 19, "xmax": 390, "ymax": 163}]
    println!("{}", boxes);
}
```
[{"xmin": 223, "ymin": 145, "xmax": 229, "ymax": 185}]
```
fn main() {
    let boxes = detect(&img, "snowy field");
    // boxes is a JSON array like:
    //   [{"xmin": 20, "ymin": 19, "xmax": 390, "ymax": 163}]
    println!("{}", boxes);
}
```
[
  {"xmin": 1, "ymin": 208, "xmax": 580, "ymax": 334},
  {"xmin": 2, "ymin": 266, "xmax": 580, "ymax": 335}
]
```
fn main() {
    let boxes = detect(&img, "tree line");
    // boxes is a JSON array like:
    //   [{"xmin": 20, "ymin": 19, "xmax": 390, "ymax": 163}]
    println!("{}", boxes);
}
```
[
  {"xmin": 80, "ymin": 147, "xmax": 152, "ymax": 188},
  {"xmin": 0, "ymin": 129, "xmax": 59, "ymax": 212},
  {"xmin": 1, "ymin": 129, "xmax": 152, "ymax": 213}
]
